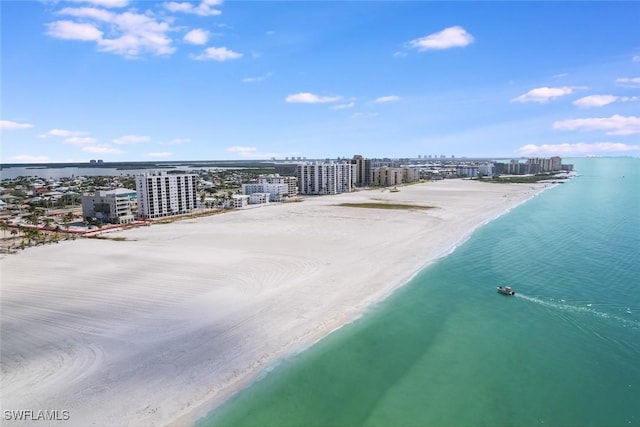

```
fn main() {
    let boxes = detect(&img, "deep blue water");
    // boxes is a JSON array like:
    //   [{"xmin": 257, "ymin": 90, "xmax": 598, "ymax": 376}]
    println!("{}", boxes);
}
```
[{"xmin": 201, "ymin": 157, "xmax": 640, "ymax": 427}]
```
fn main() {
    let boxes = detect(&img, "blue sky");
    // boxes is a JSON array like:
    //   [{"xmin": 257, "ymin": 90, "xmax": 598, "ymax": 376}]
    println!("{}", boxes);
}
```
[{"xmin": 1, "ymin": 0, "xmax": 639, "ymax": 163}]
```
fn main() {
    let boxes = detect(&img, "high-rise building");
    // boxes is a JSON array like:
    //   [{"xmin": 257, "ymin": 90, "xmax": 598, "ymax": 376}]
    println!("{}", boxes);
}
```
[
  {"xmin": 297, "ymin": 162, "xmax": 356, "ymax": 195},
  {"xmin": 351, "ymin": 155, "xmax": 372, "ymax": 187},
  {"xmin": 135, "ymin": 171, "xmax": 197, "ymax": 219}
]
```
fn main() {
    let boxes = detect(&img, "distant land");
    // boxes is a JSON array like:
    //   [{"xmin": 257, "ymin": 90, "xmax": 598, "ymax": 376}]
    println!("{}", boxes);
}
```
[{"xmin": 0, "ymin": 157, "xmax": 537, "ymax": 170}]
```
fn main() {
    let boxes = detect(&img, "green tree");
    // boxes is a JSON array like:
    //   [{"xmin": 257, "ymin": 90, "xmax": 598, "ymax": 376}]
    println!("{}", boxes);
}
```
[{"xmin": 43, "ymin": 217, "xmax": 54, "ymax": 230}]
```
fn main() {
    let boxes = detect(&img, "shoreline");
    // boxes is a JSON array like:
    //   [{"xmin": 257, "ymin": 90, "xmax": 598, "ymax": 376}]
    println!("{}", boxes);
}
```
[
  {"xmin": 0, "ymin": 180, "xmax": 552, "ymax": 427},
  {"xmin": 182, "ymin": 182, "xmax": 556, "ymax": 426}
]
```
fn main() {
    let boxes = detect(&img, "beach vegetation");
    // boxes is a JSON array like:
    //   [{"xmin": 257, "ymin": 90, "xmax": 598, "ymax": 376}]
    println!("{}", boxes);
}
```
[
  {"xmin": 337, "ymin": 202, "xmax": 434, "ymax": 210},
  {"xmin": 488, "ymin": 174, "xmax": 569, "ymax": 184}
]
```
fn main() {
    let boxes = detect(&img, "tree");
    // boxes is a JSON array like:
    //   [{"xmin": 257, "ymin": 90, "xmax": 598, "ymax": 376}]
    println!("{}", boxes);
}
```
[
  {"xmin": 0, "ymin": 221, "xmax": 8, "ymax": 238},
  {"xmin": 43, "ymin": 217, "xmax": 54, "ymax": 230}
]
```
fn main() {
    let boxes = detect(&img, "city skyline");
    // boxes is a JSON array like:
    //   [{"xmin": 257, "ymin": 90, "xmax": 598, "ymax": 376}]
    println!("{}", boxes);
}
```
[{"xmin": 1, "ymin": 0, "xmax": 640, "ymax": 163}]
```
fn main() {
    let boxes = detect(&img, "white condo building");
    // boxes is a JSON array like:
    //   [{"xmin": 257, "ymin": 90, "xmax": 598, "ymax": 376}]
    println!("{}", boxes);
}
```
[
  {"xmin": 135, "ymin": 171, "xmax": 198, "ymax": 219},
  {"xmin": 81, "ymin": 188, "xmax": 136, "ymax": 224},
  {"xmin": 242, "ymin": 183, "xmax": 289, "ymax": 202},
  {"xmin": 297, "ymin": 162, "xmax": 356, "ymax": 195},
  {"xmin": 258, "ymin": 174, "xmax": 299, "ymax": 197}
]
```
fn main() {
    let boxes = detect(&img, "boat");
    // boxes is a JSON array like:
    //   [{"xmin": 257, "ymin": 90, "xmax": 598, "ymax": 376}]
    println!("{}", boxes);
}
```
[{"xmin": 497, "ymin": 286, "xmax": 515, "ymax": 296}]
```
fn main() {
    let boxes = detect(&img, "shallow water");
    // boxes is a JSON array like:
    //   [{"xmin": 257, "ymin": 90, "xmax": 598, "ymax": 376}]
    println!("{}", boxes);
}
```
[{"xmin": 200, "ymin": 158, "xmax": 640, "ymax": 427}]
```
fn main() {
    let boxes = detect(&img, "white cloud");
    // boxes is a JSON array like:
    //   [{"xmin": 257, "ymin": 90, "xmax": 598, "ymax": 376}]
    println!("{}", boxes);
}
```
[
  {"xmin": 632, "ymin": 56, "xmax": 640, "ymax": 62},
  {"xmin": 242, "ymin": 72, "xmax": 272, "ymax": 83},
  {"xmin": 146, "ymin": 152, "xmax": 173, "ymax": 158},
  {"xmin": 285, "ymin": 92, "xmax": 341, "ymax": 104},
  {"xmin": 112, "ymin": 135, "xmax": 150, "ymax": 144},
  {"xmin": 99, "ymin": 12, "xmax": 175, "ymax": 57},
  {"xmin": 39, "ymin": 129, "xmax": 88, "ymax": 138},
  {"xmin": 81, "ymin": 145, "xmax": 124, "ymax": 154},
  {"xmin": 7, "ymin": 155, "xmax": 51, "ymax": 163},
  {"xmin": 226, "ymin": 146, "xmax": 256, "ymax": 154},
  {"xmin": 615, "ymin": 77, "xmax": 640, "ymax": 85},
  {"xmin": 50, "ymin": 9, "xmax": 175, "ymax": 58},
  {"xmin": 57, "ymin": 7, "xmax": 114, "ymax": 21},
  {"xmin": 225, "ymin": 146, "xmax": 296, "ymax": 160},
  {"xmin": 351, "ymin": 112, "xmax": 379, "ymax": 119},
  {"xmin": 393, "ymin": 51, "xmax": 408, "ymax": 58},
  {"xmin": 573, "ymin": 94, "xmax": 639, "ymax": 108},
  {"xmin": 46, "ymin": 20, "xmax": 103, "ymax": 41},
  {"xmin": 330, "ymin": 102, "xmax": 355, "ymax": 110},
  {"xmin": 66, "ymin": 0, "xmax": 129, "ymax": 8},
  {"xmin": 552, "ymin": 73, "xmax": 569, "ymax": 79},
  {"xmin": 408, "ymin": 26, "xmax": 474, "ymax": 51},
  {"xmin": 553, "ymin": 115, "xmax": 640, "ymax": 135},
  {"xmin": 164, "ymin": 0, "xmax": 222, "ymax": 17},
  {"xmin": 169, "ymin": 138, "xmax": 191, "ymax": 144},
  {"xmin": 1, "ymin": 120, "xmax": 34, "ymax": 130},
  {"xmin": 192, "ymin": 46, "xmax": 242, "ymax": 61},
  {"xmin": 512, "ymin": 86, "xmax": 583, "ymax": 103},
  {"xmin": 184, "ymin": 29, "xmax": 210, "ymax": 45},
  {"xmin": 517, "ymin": 142, "xmax": 640, "ymax": 156},
  {"xmin": 65, "ymin": 136, "xmax": 97, "ymax": 145},
  {"xmin": 374, "ymin": 95, "xmax": 401, "ymax": 103}
]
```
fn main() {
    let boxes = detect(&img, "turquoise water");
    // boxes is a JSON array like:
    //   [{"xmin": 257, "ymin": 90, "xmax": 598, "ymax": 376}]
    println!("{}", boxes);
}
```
[{"xmin": 200, "ymin": 158, "xmax": 640, "ymax": 427}]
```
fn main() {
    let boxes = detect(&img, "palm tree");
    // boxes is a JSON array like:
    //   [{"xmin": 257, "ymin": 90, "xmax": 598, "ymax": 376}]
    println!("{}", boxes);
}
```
[
  {"xmin": 63, "ymin": 212, "xmax": 74, "ymax": 238},
  {"xmin": 43, "ymin": 217, "xmax": 54, "ymax": 230},
  {"xmin": 0, "ymin": 221, "xmax": 8, "ymax": 238},
  {"xmin": 28, "ymin": 212, "xmax": 40, "ymax": 227}
]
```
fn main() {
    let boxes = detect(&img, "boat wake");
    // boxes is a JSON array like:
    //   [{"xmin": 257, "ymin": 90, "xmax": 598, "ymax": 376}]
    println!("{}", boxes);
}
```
[{"xmin": 516, "ymin": 294, "xmax": 640, "ymax": 330}]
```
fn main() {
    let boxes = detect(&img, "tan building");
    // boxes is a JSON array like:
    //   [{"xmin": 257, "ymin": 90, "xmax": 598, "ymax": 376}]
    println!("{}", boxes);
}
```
[
  {"xmin": 81, "ymin": 189, "xmax": 135, "ymax": 224},
  {"xmin": 370, "ymin": 166, "xmax": 419, "ymax": 187}
]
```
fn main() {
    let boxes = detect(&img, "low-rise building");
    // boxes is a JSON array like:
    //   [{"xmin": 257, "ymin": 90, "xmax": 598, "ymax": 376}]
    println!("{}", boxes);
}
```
[
  {"xmin": 257, "ymin": 174, "xmax": 299, "ymax": 197},
  {"xmin": 230, "ymin": 194, "xmax": 249, "ymax": 208},
  {"xmin": 82, "ymin": 188, "xmax": 136, "ymax": 224},
  {"xmin": 370, "ymin": 166, "xmax": 420, "ymax": 186},
  {"xmin": 248, "ymin": 193, "xmax": 270, "ymax": 205},
  {"xmin": 242, "ymin": 182, "xmax": 289, "ymax": 202}
]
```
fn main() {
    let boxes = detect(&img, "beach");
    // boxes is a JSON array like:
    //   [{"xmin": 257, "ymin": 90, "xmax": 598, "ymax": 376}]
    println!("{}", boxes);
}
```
[{"xmin": 1, "ymin": 180, "xmax": 547, "ymax": 427}]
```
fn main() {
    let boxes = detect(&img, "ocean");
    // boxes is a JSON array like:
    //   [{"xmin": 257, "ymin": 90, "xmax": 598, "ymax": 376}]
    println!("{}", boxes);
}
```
[{"xmin": 199, "ymin": 157, "xmax": 640, "ymax": 427}]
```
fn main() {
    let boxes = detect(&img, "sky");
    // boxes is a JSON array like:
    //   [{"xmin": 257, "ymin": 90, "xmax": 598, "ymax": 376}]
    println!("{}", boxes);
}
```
[{"xmin": 1, "ymin": 0, "xmax": 639, "ymax": 163}]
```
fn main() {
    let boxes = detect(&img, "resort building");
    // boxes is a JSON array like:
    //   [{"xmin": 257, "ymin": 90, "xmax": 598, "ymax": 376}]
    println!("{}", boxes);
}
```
[
  {"xmin": 242, "ymin": 182, "xmax": 289, "ymax": 202},
  {"xmin": 230, "ymin": 194, "xmax": 249, "ymax": 208},
  {"xmin": 135, "ymin": 171, "xmax": 197, "ymax": 219},
  {"xmin": 257, "ymin": 174, "xmax": 299, "ymax": 197},
  {"xmin": 370, "ymin": 166, "xmax": 420, "ymax": 187},
  {"xmin": 248, "ymin": 193, "xmax": 270, "ymax": 205},
  {"xmin": 81, "ymin": 188, "xmax": 136, "ymax": 224},
  {"xmin": 297, "ymin": 162, "xmax": 356, "ymax": 195}
]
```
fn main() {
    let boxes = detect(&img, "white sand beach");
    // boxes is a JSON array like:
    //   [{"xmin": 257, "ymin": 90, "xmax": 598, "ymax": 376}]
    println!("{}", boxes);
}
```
[{"xmin": 1, "ymin": 180, "xmax": 549, "ymax": 426}]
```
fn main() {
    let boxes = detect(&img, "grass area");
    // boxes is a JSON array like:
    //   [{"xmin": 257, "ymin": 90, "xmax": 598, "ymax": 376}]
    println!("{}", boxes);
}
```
[
  {"xmin": 486, "ymin": 174, "xmax": 569, "ymax": 184},
  {"xmin": 152, "ymin": 209, "xmax": 226, "ymax": 224},
  {"xmin": 336, "ymin": 202, "xmax": 434, "ymax": 210},
  {"xmin": 87, "ymin": 235, "xmax": 130, "ymax": 241}
]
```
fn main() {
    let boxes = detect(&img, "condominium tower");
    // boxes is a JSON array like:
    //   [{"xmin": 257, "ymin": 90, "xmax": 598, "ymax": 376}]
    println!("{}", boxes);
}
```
[
  {"xmin": 135, "ymin": 171, "xmax": 198, "ymax": 219},
  {"xmin": 297, "ymin": 162, "xmax": 356, "ymax": 195}
]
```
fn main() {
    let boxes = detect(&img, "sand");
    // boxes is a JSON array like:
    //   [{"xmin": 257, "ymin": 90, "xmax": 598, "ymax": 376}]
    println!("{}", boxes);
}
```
[{"xmin": 0, "ymin": 180, "xmax": 549, "ymax": 426}]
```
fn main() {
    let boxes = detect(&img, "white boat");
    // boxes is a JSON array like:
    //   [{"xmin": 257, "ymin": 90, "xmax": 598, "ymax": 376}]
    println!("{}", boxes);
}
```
[{"xmin": 497, "ymin": 286, "xmax": 515, "ymax": 296}]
